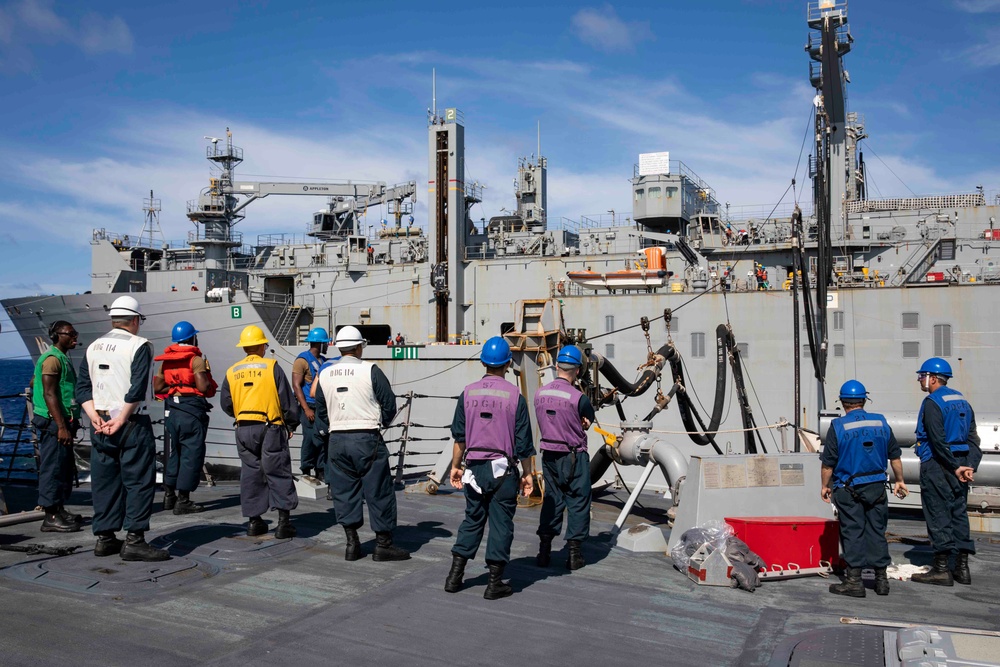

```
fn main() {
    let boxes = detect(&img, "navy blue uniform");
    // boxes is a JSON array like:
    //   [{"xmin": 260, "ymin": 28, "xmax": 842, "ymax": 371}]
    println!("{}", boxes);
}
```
[
  {"xmin": 76, "ymin": 344, "xmax": 156, "ymax": 534},
  {"xmin": 163, "ymin": 396, "xmax": 211, "ymax": 492},
  {"xmin": 450, "ymin": 382, "xmax": 534, "ymax": 565},
  {"xmin": 916, "ymin": 391, "xmax": 982, "ymax": 555},
  {"xmin": 821, "ymin": 409, "xmax": 900, "ymax": 568}
]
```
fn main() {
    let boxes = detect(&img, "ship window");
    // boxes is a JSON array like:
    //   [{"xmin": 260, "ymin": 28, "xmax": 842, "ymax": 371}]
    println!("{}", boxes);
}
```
[
  {"xmin": 634, "ymin": 189, "xmax": 644, "ymax": 201},
  {"xmin": 834, "ymin": 344, "xmax": 845, "ymax": 358},
  {"xmin": 666, "ymin": 187, "xmax": 678, "ymax": 199},
  {"xmin": 902, "ymin": 312, "xmax": 919, "ymax": 329},
  {"xmin": 648, "ymin": 187, "xmax": 661, "ymax": 199},
  {"xmin": 902, "ymin": 342, "xmax": 920, "ymax": 358},
  {"xmin": 934, "ymin": 324, "xmax": 952, "ymax": 357},
  {"xmin": 605, "ymin": 343, "xmax": 615, "ymax": 359},
  {"xmin": 691, "ymin": 332, "xmax": 706, "ymax": 358},
  {"xmin": 736, "ymin": 342, "xmax": 748, "ymax": 358},
  {"xmin": 833, "ymin": 311, "xmax": 844, "ymax": 331},
  {"xmin": 605, "ymin": 315, "xmax": 614, "ymax": 332}
]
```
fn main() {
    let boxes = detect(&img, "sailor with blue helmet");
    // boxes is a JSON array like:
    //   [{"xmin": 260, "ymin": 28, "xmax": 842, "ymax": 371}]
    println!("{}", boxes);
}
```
[
  {"xmin": 820, "ymin": 380, "xmax": 907, "ymax": 597},
  {"xmin": 534, "ymin": 345, "xmax": 596, "ymax": 571},
  {"xmin": 910, "ymin": 358, "xmax": 983, "ymax": 587},
  {"xmin": 444, "ymin": 336, "xmax": 535, "ymax": 599},
  {"xmin": 293, "ymin": 327, "xmax": 330, "ymax": 481}
]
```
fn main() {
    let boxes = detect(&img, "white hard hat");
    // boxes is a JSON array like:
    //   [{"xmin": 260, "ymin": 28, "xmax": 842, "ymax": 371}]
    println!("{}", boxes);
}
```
[
  {"xmin": 109, "ymin": 295, "xmax": 144, "ymax": 320},
  {"xmin": 334, "ymin": 325, "xmax": 366, "ymax": 348}
]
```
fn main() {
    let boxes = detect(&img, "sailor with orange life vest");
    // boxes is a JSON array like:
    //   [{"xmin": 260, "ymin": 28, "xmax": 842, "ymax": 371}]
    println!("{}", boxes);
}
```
[{"xmin": 153, "ymin": 321, "xmax": 217, "ymax": 514}]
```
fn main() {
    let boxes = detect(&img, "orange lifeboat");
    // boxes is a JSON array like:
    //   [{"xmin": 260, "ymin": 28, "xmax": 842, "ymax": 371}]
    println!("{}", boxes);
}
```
[{"xmin": 566, "ymin": 248, "xmax": 672, "ymax": 290}]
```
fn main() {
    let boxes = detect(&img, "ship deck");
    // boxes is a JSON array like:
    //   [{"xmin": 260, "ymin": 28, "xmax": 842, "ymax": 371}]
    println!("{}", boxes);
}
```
[{"xmin": 1, "ymin": 482, "xmax": 998, "ymax": 666}]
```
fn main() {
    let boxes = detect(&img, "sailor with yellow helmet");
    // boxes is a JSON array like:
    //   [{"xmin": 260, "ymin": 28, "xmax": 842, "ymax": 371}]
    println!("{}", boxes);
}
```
[{"xmin": 220, "ymin": 325, "xmax": 300, "ymax": 538}]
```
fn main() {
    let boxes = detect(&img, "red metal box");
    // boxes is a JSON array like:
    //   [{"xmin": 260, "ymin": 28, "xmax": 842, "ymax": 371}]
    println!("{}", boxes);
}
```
[{"xmin": 724, "ymin": 516, "xmax": 839, "ymax": 569}]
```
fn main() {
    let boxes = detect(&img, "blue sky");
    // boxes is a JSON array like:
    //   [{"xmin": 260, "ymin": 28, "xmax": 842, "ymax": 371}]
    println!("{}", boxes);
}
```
[{"xmin": 2, "ymin": 0, "xmax": 999, "ymax": 358}]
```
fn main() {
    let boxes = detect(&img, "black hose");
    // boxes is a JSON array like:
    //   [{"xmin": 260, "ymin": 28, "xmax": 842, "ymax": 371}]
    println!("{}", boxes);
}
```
[
  {"xmin": 589, "ymin": 445, "xmax": 614, "ymax": 485},
  {"xmin": 670, "ymin": 327, "xmax": 725, "ymax": 454},
  {"xmin": 592, "ymin": 343, "xmax": 673, "ymax": 398}
]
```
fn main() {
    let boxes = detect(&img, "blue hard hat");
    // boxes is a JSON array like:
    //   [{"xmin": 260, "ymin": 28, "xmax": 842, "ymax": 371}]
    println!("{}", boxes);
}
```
[
  {"xmin": 917, "ymin": 357, "xmax": 953, "ymax": 379},
  {"xmin": 481, "ymin": 336, "xmax": 512, "ymax": 367},
  {"xmin": 305, "ymin": 327, "xmax": 331, "ymax": 343},
  {"xmin": 556, "ymin": 346, "xmax": 583, "ymax": 366},
  {"xmin": 171, "ymin": 321, "xmax": 198, "ymax": 343},
  {"xmin": 838, "ymin": 379, "xmax": 868, "ymax": 401}
]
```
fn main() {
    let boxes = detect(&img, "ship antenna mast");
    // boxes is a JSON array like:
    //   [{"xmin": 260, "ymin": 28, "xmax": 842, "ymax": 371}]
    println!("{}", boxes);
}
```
[{"xmin": 138, "ymin": 189, "xmax": 165, "ymax": 249}]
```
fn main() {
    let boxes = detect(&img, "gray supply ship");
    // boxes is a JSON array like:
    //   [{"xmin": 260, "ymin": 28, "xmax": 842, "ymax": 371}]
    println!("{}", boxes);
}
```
[{"xmin": 3, "ymin": 1, "xmax": 1000, "ymax": 511}]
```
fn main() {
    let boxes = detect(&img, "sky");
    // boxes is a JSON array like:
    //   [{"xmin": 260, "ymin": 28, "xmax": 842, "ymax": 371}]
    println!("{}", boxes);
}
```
[{"xmin": 2, "ymin": 0, "xmax": 999, "ymax": 358}]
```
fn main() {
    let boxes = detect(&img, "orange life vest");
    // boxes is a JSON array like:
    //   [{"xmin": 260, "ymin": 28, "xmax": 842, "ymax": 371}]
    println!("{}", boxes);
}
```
[{"xmin": 154, "ymin": 344, "xmax": 217, "ymax": 398}]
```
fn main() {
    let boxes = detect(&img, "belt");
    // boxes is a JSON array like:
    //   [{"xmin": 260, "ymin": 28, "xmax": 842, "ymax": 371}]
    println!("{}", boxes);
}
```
[{"xmin": 236, "ymin": 420, "xmax": 278, "ymax": 427}]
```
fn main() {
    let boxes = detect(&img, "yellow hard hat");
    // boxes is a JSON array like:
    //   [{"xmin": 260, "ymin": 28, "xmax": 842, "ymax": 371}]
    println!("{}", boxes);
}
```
[{"xmin": 236, "ymin": 325, "xmax": 269, "ymax": 347}]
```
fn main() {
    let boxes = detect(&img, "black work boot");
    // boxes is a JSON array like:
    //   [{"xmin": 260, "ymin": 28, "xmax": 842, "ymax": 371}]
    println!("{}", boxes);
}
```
[
  {"xmin": 567, "ymin": 539, "xmax": 585, "ymax": 570},
  {"xmin": 373, "ymin": 531, "xmax": 411, "ymax": 562},
  {"xmin": 247, "ymin": 516, "xmax": 268, "ymax": 537},
  {"xmin": 829, "ymin": 566, "xmax": 866, "ymax": 597},
  {"xmin": 173, "ymin": 490, "xmax": 205, "ymax": 515},
  {"xmin": 912, "ymin": 552, "xmax": 954, "ymax": 586},
  {"xmin": 874, "ymin": 567, "xmax": 890, "ymax": 596},
  {"xmin": 301, "ymin": 467, "xmax": 313, "ymax": 478},
  {"xmin": 275, "ymin": 509, "xmax": 297, "ymax": 539},
  {"xmin": 94, "ymin": 531, "xmax": 123, "ymax": 557},
  {"xmin": 444, "ymin": 554, "xmax": 468, "ymax": 593},
  {"xmin": 536, "ymin": 534, "xmax": 553, "ymax": 568},
  {"xmin": 57, "ymin": 504, "xmax": 84, "ymax": 525},
  {"xmin": 41, "ymin": 506, "xmax": 81, "ymax": 533},
  {"xmin": 162, "ymin": 486, "xmax": 177, "ymax": 511},
  {"xmin": 953, "ymin": 552, "xmax": 972, "ymax": 585},
  {"xmin": 120, "ymin": 532, "xmax": 170, "ymax": 562},
  {"xmin": 344, "ymin": 527, "xmax": 362, "ymax": 561},
  {"xmin": 484, "ymin": 562, "xmax": 513, "ymax": 600}
]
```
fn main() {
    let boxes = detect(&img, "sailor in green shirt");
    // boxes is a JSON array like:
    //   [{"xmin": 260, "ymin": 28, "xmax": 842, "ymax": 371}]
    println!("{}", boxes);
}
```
[{"xmin": 31, "ymin": 320, "xmax": 85, "ymax": 532}]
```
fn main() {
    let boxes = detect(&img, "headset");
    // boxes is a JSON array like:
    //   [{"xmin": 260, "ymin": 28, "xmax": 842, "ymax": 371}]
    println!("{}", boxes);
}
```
[{"xmin": 48, "ymin": 320, "xmax": 72, "ymax": 343}]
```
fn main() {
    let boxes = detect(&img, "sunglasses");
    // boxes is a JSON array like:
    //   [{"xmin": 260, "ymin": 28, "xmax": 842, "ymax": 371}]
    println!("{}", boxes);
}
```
[{"xmin": 56, "ymin": 331, "xmax": 79, "ymax": 338}]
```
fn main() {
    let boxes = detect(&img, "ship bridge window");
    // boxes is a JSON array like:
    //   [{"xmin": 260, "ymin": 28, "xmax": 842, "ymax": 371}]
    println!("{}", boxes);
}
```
[
  {"xmin": 648, "ymin": 187, "xmax": 661, "ymax": 199},
  {"xmin": 902, "ymin": 312, "xmax": 919, "ymax": 330},
  {"xmin": 634, "ymin": 189, "xmax": 644, "ymax": 201},
  {"xmin": 933, "ymin": 324, "xmax": 952, "ymax": 357},
  {"xmin": 665, "ymin": 187, "xmax": 678, "ymax": 199},
  {"xmin": 902, "ymin": 342, "xmax": 920, "ymax": 359},
  {"xmin": 691, "ymin": 332, "xmax": 706, "ymax": 358},
  {"xmin": 833, "ymin": 311, "xmax": 844, "ymax": 331}
]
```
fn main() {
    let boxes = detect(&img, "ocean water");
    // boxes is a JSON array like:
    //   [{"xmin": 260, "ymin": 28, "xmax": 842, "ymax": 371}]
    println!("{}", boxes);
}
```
[{"xmin": 0, "ymin": 358, "xmax": 37, "ymax": 481}]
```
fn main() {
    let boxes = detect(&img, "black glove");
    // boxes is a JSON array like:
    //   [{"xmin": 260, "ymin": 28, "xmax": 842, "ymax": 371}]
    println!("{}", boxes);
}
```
[{"xmin": 730, "ymin": 560, "xmax": 760, "ymax": 592}]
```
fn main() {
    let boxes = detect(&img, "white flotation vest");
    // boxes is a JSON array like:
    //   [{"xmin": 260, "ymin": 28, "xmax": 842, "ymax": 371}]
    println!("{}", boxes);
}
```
[
  {"xmin": 87, "ymin": 329, "xmax": 149, "ymax": 412},
  {"xmin": 318, "ymin": 357, "xmax": 381, "ymax": 431}
]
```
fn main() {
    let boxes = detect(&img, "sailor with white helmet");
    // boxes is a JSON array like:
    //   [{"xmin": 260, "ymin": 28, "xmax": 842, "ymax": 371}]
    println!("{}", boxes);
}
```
[
  {"xmin": 314, "ymin": 325, "xmax": 409, "ymax": 562},
  {"xmin": 534, "ymin": 345, "xmax": 596, "ymax": 571},
  {"xmin": 220, "ymin": 325, "xmax": 300, "ymax": 538},
  {"xmin": 75, "ymin": 296, "xmax": 170, "ymax": 561},
  {"xmin": 444, "ymin": 336, "xmax": 535, "ymax": 600},
  {"xmin": 820, "ymin": 380, "xmax": 906, "ymax": 597},
  {"xmin": 910, "ymin": 358, "xmax": 983, "ymax": 587},
  {"xmin": 292, "ymin": 327, "xmax": 331, "ymax": 481}
]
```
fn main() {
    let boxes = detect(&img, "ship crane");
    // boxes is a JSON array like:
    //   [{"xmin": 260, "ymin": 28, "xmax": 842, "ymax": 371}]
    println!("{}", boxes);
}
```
[{"xmin": 220, "ymin": 179, "xmax": 416, "ymax": 217}]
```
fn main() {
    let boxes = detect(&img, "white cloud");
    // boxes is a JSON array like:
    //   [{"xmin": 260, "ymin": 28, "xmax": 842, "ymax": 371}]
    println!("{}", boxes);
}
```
[
  {"xmin": 960, "ymin": 29, "xmax": 1000, "ymax": 67},
  {"xmin": 570, "ymin": 5, "xmax": 654, "ymax": 53},
  {"xmin": 0, "ymin": 0, "xmax": 133, "ymax": 71},
  {"xmin": 955, "ymin": 0, "xmax": 1000, "ymax": 12}
]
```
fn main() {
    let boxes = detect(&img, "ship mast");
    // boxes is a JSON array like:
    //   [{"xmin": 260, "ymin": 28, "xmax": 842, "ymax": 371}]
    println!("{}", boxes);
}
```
[{"xmin": 806, "ymin": 0, "xmax": 852, "ymax": 413}]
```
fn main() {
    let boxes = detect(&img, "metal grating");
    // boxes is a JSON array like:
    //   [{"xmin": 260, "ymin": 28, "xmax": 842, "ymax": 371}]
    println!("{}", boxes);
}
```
[
  {"xmin": 903, "ymin": 341, "xmax": 920, "ymax": 358},
  {"xmin": 902, "ymin": 312, "xmax": 919, "ymax": 329},
  {"xmin": 692, "ymin": 332, "xmax": 706, "ymax": 358},
  {"xmin": 934, "ymin": 324, "xmax": 952, "ymax": 357}
]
